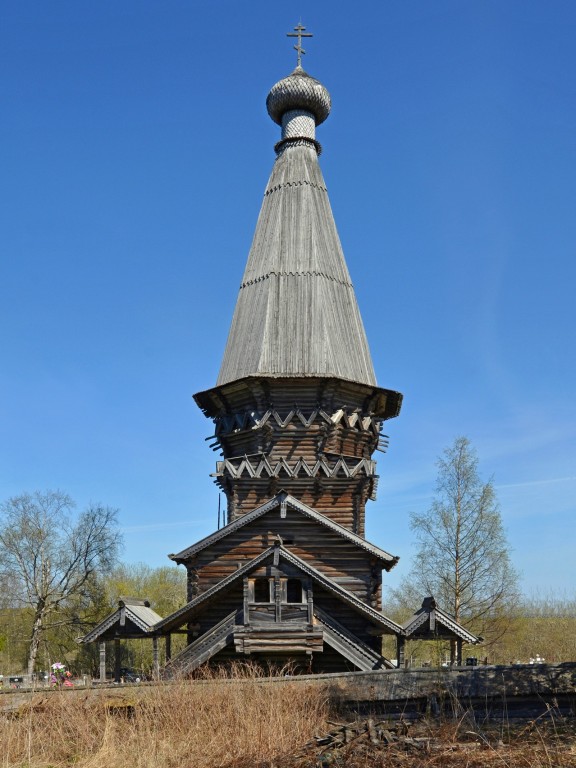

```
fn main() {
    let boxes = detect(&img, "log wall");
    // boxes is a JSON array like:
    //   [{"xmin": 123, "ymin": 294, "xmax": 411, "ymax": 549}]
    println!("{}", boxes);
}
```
[
  {"xmin": 194, "ymin": 376, "xmax": 401, "ymax": 534},
  {"xmin": 185, "ymin": 513, "xmax": 382, "ymax": 612}
]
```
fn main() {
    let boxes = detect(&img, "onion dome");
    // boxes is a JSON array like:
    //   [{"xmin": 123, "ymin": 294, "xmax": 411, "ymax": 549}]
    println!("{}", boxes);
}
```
[{"xmin": 266, "ymin": 66, "xmax": 331, "ymax": 126}]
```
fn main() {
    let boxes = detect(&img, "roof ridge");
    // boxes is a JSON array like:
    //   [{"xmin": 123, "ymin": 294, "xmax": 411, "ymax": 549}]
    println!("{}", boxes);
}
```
[
  {"xmin": 169, "ymin": 492, "xmax": 398, "ymax": 566},
  {"xmin": 157, "ymin": 544, "xmax": 402, "ymax": 635}
]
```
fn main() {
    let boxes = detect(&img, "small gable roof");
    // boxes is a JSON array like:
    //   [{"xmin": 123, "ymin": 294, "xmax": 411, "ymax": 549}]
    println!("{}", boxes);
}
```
[
  {"xmin": 169, "ymin": 492, "xmax": 398, "ymax": 570},
  {"xmin": 78, "ymin": 598, "xmax": 164, "ymax": 644},
  {"xmin": 402, "ymin": 597, "xmax": 482, "ymax": 644},
  {"xmin": 156, "ymin": 544, "xmax": 403, "ymax": 635}
]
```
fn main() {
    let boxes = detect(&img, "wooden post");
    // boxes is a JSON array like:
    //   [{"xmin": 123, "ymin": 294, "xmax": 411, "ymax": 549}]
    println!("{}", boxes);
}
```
[
  {"xmin": 99, "ymin": 642, "xmax": 106, "ymax": 683},
  {"xmin": 274, "ymin": 575, "xmax": 281, "ymax": 622},
  {"xmin": 456, "ymin": 638, "xmax": 463, "ymax": 666},
  {"xmin": 397, "ymin": 635, "xmax": 405, "ymax": 669},
  {"xmin": 243, "ymin": 578, "xmax": 250, "ymax": 626},
  {"xmin": 165, "ymin": 634, "xmax": 172, "ymax": 662},
  {"xmin": 114, "ymin": 639, "xmax": 121, "ymax": 683},
  {"xmin": 153, "ymin": 636, "xmax": 160, "ymax": 679}
]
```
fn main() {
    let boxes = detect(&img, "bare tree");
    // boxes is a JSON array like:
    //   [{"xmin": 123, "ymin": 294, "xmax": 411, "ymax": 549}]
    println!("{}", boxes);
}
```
[
  {"xmin": 393, "ymin": 437, "xmax": 518, "ymax": 661},
  {"xmin": 0, "ymin": 490, "xmax": 122, "ymax": 675}
]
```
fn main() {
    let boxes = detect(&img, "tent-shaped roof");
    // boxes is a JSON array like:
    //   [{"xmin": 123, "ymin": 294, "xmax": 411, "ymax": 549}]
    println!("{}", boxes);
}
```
[
  {"xmin": 78, "ymin": 598, "xmax": 163, "ymax": 644},
  {"xmin": 169, "ymin": 491, "xmax": 399, "ymax": 568},
  {"xmin": 402, "ymin": 597, "xmax": 482, "ymax": 644},
  {"xmin": 157, "ymin": 543, "xmax": 402, "ymax": 635},
  {"xmin": 217, "ymin": 67, "xmax": 377, "ymax": 388}
]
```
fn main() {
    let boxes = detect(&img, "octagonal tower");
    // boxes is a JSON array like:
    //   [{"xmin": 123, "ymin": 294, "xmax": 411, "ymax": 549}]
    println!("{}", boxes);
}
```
[{"xmin": 194, "ymin": 62, "xmax": 402, "ymax": 535}]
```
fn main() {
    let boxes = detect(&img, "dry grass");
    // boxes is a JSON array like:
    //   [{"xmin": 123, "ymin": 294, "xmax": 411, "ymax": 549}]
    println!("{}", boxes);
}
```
[
  {"xmin": 0, "ymin": 663, "xmax": 328, "ymax": 768},
  {"xmin": 1, "ymin": 665, "xmax": 575, "ymax": 768},
  {"xmin": 278, "ymin": 710, "xmax": 576, "ymax": 768}
]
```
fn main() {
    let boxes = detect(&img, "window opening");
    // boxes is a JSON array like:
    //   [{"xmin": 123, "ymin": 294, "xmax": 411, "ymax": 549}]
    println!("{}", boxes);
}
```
[
  {"xmin": 254, "ymin": 578, "xmax": 270, "ymax": 603},
  {"xmin": 286, "ymin": 578, "xmax": 303, "ymax": 603}
]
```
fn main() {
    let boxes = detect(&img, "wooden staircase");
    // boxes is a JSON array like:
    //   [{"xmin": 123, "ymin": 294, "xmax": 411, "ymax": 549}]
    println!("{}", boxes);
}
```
[
  {"xmin": 163, "ymin": 611, "xmax": 237, "ymax": 677},
  {"xmin": 314, "ymin": 606, "xmax": 393, "ymax": 671}
]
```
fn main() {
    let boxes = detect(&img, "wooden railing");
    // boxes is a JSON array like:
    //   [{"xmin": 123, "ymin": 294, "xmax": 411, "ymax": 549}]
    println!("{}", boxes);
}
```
[{"xmin": 248, "ymin": 603, "xmax": 308, "ymax": 625}]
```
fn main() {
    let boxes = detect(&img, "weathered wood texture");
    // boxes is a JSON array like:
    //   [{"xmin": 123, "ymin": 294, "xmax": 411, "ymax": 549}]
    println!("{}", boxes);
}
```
[
  {"xmin": 300, "ymin": 663, "xmax": 576, "ymax": 704},
  {"xmin": 170, "ymin": 70, "xmax": 405, "ymax": 675},
  {"xmin": 194, "ymin": 376, "xmax": 401, "ymax": 532},
  {"xmin": 185, "ymin": 512, "xmax": 383, "ymax": 610},
  {"xmin": 174, "ymin": 564, "xmax": 388, "ymax": 655},
  {"xmin": 216, "ymin": 143, "xmax": 377, "ymax": 387},
  {"xmin": 180, "ymin": 563, "xmax": 383, "ymax": 655},
  {"xmin": 3, "ymin": 665, "xmax": 574, "ymax": 725}
]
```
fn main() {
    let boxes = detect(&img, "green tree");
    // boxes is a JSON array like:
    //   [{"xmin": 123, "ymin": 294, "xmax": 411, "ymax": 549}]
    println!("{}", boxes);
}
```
[
  {"xmin": 103, "ymin": 562, "xmax": 186, "ymax": 617},
  {"xmin": 392, "ymin": 437, "xmax": 519, "ymax": 661},
  {"xmin": 503, "ymin": 592, "xmax": 576, "ymax": 664},
  {"xmin": 0, "ymin": 490, "xmax": 122, "ymax": 675},
  {"xmin": 76, "ymin": 562, "xmax": 188, "ymax": 676}
]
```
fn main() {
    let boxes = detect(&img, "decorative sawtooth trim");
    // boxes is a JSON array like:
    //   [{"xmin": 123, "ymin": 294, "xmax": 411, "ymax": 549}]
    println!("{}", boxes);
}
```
[
  {"xmin": 255, "ymin": 456, "xmax": 274, "ymax": 476},
  {"xmin": 239, "ymin": 270, "xmax": 353, "ymax": 290},
  {"xmin": 405, "ymin": 612, "xmax": 429, "ymax": 633},
  {"xmin": 216, "ymin": 456, "xmax": 376, "ymax": 480},
  {"xmin": 300, "ymin": 408, "xmax": 333, "ymax": 427},
  {"xmin": 431, "ymin": 610, "xmax": 481, "ymax": 642},
  {"xmin": 79, "ymin": 606, "xmax": 156, "ymax": 644},
  {"xmin": 332, "ymin": 458, "xmax": 351, "ymax": 478},
  {"xmin": 347, "ymin": 413, "xmax": 359, "ymax": 428},
  {"xmin": 80, "ymin": 610, "xmax": 121, "ymax": 643},
  {"xmin": 293, "ymin": 457, "xmax": 313, "ymax": 477},
  {"xmin": 264, "ymin": 179, "xmax": 327, "ymax": 196},
  {"xmin": 214, "ymin": 408, "xmax": 379, "ymax": 437},
  {"xmin": 272, "ymin": 457, "xmax": 294, "ymax": 476},
  {"xmin": 234, "ymin": 458, "xmax": 257, "ymax": 478},
  {"xmin": 271, "ymin": 409, "xmax": 295, "ymax": 428}
]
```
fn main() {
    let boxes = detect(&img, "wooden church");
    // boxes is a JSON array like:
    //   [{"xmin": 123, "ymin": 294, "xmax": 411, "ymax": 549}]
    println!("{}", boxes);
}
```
[
  {"xmin": 79, "ymin": 28, "xmax": 483, "ymax": 677},
  {"xmin": 153, "ymin": 30, "xmax": 407, "ymax": 674}
]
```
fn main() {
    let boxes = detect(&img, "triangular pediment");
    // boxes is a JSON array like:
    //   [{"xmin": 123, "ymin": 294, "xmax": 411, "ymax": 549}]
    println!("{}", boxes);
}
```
[
  {"xmin": 169, "ymin": 492, "xmax": 398, "ymax": 568},
  {"xmin": 402, "ymin": 597, "xmax": 482, "ymax": 644},
  {"xmin": 156, "ymin": 544, "xmax": 402, "ymax": 635},
  {"xmin": 78, "ymin": 600, "xmax": 163, "ymax": 644}
]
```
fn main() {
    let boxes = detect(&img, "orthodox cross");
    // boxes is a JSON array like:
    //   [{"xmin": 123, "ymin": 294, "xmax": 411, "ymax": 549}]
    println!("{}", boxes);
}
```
[{"xmin": 287, "ymin": 23, "xmax": 312, "ymax": 68}]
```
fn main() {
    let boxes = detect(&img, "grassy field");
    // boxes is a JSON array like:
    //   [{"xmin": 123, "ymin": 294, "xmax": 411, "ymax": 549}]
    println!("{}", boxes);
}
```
[{"xmin": 1, "ymin": 665, "xmax": 575, "ymax": 767}]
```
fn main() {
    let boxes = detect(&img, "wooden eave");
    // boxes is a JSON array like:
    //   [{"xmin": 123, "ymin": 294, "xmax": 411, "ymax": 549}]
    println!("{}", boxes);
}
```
[
  {"xmin": 194, "ymin": 375, "xmax": 402, "ymax": 422},
  {"xmin": 168, "ymin": 491, "xmax": 399, "ymax": 569},
  {"xmin": 78, "ymin": 601, "xmax": 164, "ymax": 644},
  {"xmin": 278, "ymin": 547, "xmax": 402, "ymax": 634},
  {"xmin": 156, "ymin": 544, "xmax": 403, "ymax": 635},
  {"xmin": 402, "ymin": 601, "xmax": 482, "ymax": 645}
]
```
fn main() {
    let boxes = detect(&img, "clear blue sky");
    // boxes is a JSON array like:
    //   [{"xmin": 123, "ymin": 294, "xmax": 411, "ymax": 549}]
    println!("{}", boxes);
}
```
[{"xmin": 2, "ymin": 1, "xmax": 575, "ymax": 597}]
